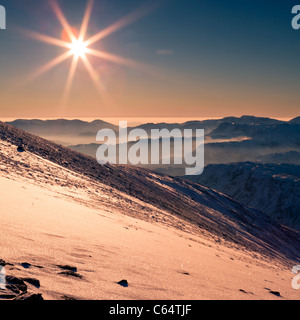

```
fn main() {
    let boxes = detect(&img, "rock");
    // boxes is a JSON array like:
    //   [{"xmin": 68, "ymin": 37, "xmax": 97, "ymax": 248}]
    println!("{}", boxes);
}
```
[
  {"xmin": 14, "ymin": 292, "xmax": 44, "ymax": 301},
  {"xmin": 21, "ymin": 262, "xmax": 31, "ymax": 269},
  {"xmin": 17, "ymin": 145, "xmax": 25, "ymax": 152},
  {"xmin": 57, "ymin": 265, "xmax": 77, "ymax": 272},
  {"xmin": 117, "ymin": 280, "xmax": 128, "ymax": 287},
  {"xmin": 239, "ymin": 289, "xmax": 254, "ymax": 295},
  {"xmin": 270, "ymin": 291, "xmax": 281, "ymax": 297},
  {"xmin": 61, "ymin": 295, "xmax": 77, "ymax": 300},
  {"xmin": 22, "ymin": 278, "xmax": 40, "ymax": 288},
  {"xmin": 0, "ymin": 291, "xmax": 17, "ymax": 299},
  {"xmin": 0, "ymin": 260, "xmax": 6, "ymax": 267},
  {"xmin": 58, "ymin": 271, "xmax": 82, "ymax": 279},
  {"xmin": 5, "ymin": 276, "xmax": 27, "ymax": 292},
  {"xmin": 5, "ymin": 284, "xmax": 21, "ymax": 294}
]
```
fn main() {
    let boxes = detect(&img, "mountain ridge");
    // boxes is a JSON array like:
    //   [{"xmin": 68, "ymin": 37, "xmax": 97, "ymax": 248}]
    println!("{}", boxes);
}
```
[
  {"xmin": 183, "ymin": 162, "xmax": 300, "ymax": 231},
  {"xmin": 7, "ymin": 115, "xmax": 289, "ymax": 138}
]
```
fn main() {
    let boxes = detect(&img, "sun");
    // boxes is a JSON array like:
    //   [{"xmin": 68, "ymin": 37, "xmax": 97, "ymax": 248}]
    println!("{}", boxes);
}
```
[
  {"xmin": 69, "ymin": 39, "xmax": 88, "ymax": 58},
  {"xmin": 21, "ymin": 0, "xmax": 159, "ymax": 107}
]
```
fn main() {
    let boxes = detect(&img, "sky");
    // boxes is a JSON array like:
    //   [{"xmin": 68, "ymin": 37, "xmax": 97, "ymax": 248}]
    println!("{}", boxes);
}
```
[{"xmin": 0, "ymin": 0, "xmax": 300, "ymax": 119}]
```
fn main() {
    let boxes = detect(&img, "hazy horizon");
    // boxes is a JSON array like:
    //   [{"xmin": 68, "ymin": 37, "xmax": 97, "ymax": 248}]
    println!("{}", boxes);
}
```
[{"xmin": 0, "ymin": 115, "xmax": 297, "ymax": 126}]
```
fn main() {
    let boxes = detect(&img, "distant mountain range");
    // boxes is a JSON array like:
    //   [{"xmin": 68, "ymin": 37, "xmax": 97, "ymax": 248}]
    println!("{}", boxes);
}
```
[
  {"xmin": 290, "ymin": 116, "xmax": 300, "ymax": 124},
  {"xmin": 210, "ymin": 122, "xmax": 300, "ymax": 146},
  {"xmin": 7, "ymin": 115, "xmax": 294, "ymax": 139},
  {"xmin": 6, "ymin": 119, "xmax": 117, "ymax": 140},
  {"xmin": 7, "ymin": 115, "xmax": 300, "ymax": 176},
  {"xmin": 183, "ymin": 162, "xmax": 300, "ymax": 231}
]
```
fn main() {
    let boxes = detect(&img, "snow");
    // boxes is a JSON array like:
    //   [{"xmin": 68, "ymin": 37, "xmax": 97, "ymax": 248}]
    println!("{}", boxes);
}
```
[
  {"xmin": 0, "ymin": 121, "xmax": 300, "ymax": 300},
  {"xmin": 185, "ymin": 162, "xmax": 300, "ymax": 230}
]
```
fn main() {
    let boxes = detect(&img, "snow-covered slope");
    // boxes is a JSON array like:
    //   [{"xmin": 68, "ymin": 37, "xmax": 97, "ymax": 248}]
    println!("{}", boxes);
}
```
[
  {"xmin": 184, "ymin": 162, "xmax": 300, "ymax": 231},
  {"xmin": 2, "ymin": 175, "xmax": 299, "ymax": 300},
  {"xmin": 1, "ymin": 121, "xmax": 299, "ymax": 264}
]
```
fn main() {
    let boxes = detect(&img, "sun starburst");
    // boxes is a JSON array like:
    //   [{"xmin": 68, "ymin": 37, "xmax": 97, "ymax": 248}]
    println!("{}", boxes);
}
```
[
  {"xmin": 22, "ymin": 0, "xmax": 160, "ymax": 107},
  {"xmin": 69, "ymin": 39, "xmax": 88, "ymax": 58}
]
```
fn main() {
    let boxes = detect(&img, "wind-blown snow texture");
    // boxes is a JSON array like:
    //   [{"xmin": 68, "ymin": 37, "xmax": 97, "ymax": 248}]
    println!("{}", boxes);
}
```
[{"xmin": 0, "ymin": 121, "xmax": 299, "ymax": 266}]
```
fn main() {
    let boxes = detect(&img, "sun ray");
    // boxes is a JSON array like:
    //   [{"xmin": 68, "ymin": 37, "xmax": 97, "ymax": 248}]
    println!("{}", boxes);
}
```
[
  {"xmin": 82, "ymin": 56, "xmax": 103, "ymax": 92},
  {"xmin": 20, "ymin": 0, "xmax": 161, "ymax": 109},
  {"xmin": 85, "ymin": 2, "xmax": 160, "ymax": 47},
  {"xmin": 49, "ymin": 0, "xmax": 76, "ymax": 42},
  {"xmin": 79, "ymin": 0, "xmax": 94, "ymax": 42},
  {"xmin": 18, "ymin": 28, "xmax": 71, "ymax": 49},
  {"xmin": 85, "ymin": 48, "xmax": 161, "ymax": 77},
  {"xmin": 82, "ymin": 56, "xmax": 114, "ymax": 108},
  {"xmin": 27, "ymin": 51, "xmax": 73, "ymax": 83},
  {"xmin": 61, "ymin": 55, "xmax": 80, "ymax": 106}
]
